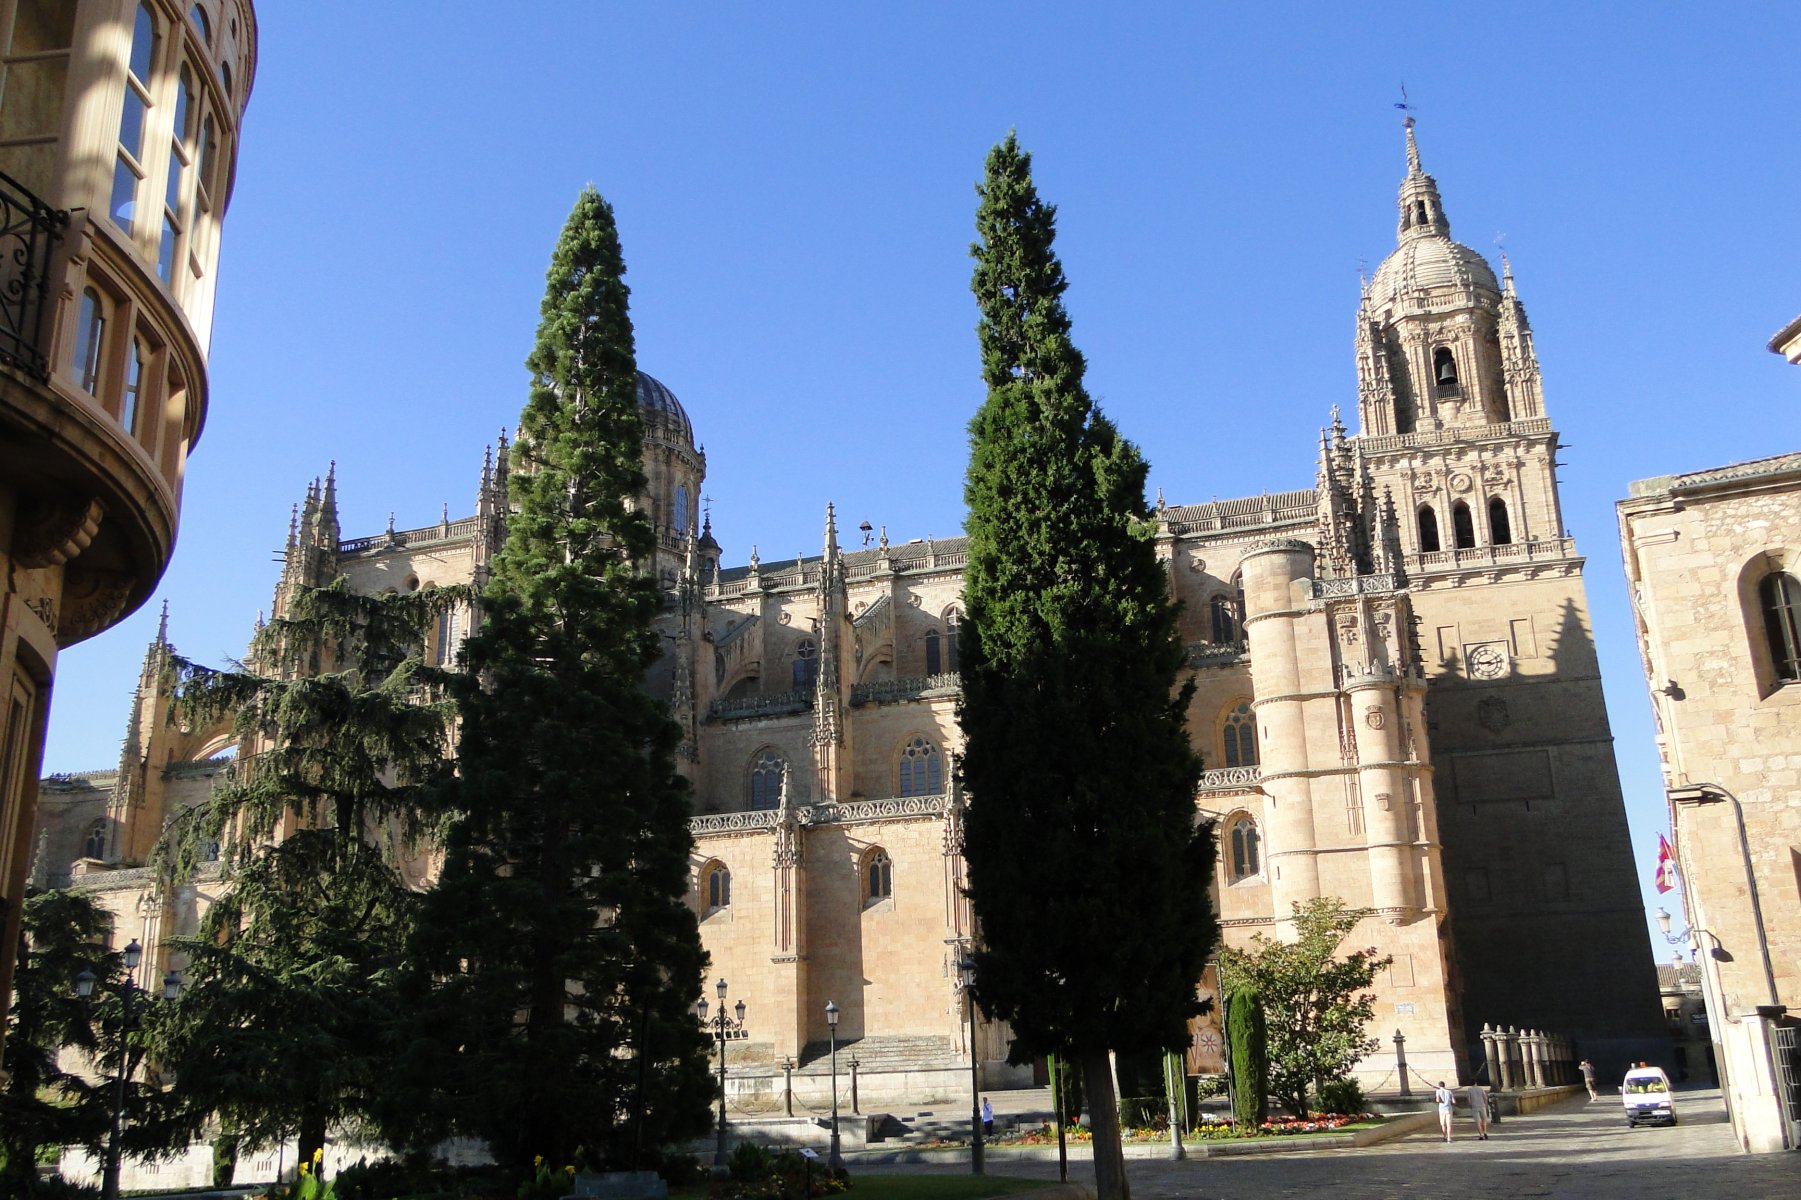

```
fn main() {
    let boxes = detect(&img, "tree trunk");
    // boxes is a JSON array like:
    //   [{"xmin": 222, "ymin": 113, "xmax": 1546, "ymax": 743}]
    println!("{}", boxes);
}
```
[
  {"xmin": 298, "ymin": 1105, "xmax": 327, "ymax": 1181},
  {"xmin": 1081, "ymin": 1047, "xmax": 1130, "ymax": 1200}
]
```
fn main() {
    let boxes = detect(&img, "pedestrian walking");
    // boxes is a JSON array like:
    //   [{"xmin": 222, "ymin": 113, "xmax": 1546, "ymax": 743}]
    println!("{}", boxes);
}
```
[
  {"xmin": 981, "ymin": 1096, "xmax": 994, "ymax": 1136},
  {"xmin": 1580, "ymin": 1059, "xmax": 1597, "ymax": 1101},
  {"xmin": 1466, "ymin": 1081, "xmax": 1490, "ymax": 1140},
  {"xmin": 1434, "ymin": 1080, "xmax": 1455, "ymax": 1142}
]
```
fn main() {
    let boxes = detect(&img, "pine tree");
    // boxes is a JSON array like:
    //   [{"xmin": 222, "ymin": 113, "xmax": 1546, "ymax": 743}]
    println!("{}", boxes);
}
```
[
  {"xmin": 958, "ymin": 134, "xmax": 1218, "ymax": 1200},
  {"xmin": 155, "ymin": 581, "xmax": 459, "ymax": 1166},
  {"xmin": 408, "ymin": 188, "xmax": 712, "ymax": 1170},
  {"xmin": 0, "ymin": 890, "xmax": 117, "ymax": 1192}
]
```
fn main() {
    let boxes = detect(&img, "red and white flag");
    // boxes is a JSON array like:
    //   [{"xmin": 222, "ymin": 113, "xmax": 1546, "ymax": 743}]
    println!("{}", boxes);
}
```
[{"xmin": 1654, "ymin": 834, "xmax": 1678, "ymax": 894}]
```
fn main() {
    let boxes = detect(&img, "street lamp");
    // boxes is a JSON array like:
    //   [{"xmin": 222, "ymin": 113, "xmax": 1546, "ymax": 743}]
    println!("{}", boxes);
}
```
[
  {"xmin": 698, "ymin": 978, "xmax": 747, "ymax": 1169},
  {"xmin": 825, "ymin": 1000, "xmax": 843, "ymax": 1170},
  {"xmin": 957, "ymin": 958, "xmax": 984, "ymax": 1175},
  {"xmin": 76, "ymin": 939, "xmax": 179, "ymax": 1200}
]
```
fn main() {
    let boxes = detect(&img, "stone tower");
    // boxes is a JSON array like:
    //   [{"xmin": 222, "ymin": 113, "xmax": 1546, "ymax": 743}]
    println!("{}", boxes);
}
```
[{"xmin": 1346, "ymin": 120, "xmax": 1664, "ymax": 1065}]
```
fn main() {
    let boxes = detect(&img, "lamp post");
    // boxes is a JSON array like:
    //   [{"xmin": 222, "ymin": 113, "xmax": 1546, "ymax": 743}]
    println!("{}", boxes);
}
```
[
  {"xmin": 957, "ymin": 959, "xmax": 984, "ymax": 1175},
  {"xmin": 697, "ymin": 978, "xmax": 747, "ymax": 1169},
  {"xmin": 825, "ymin": 1000, "xmax": 844, "ymax": 1170},
  {"xmin": 76, "ymin": 939, "xmax": 179, "ymax": 1200}
]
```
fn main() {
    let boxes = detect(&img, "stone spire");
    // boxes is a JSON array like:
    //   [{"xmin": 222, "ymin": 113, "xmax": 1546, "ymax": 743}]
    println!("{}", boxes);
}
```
[
  {"xmin": 1396, "ymin": 117, "xmax": 1451, "ymax": 243},
  {"xmin": 811, "ymin": 503, "xmax": 845, "ymax": 801},
  {"xmin": 1497, "ymin": 256, "xmax": 1546, "ymax": 421}
]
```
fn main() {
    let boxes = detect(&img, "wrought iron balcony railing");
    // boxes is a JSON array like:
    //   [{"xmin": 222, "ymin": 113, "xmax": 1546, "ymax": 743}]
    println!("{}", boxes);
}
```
[{"xmin": 0, "ymin": 170, "xmax": 66, "ymax": 380}]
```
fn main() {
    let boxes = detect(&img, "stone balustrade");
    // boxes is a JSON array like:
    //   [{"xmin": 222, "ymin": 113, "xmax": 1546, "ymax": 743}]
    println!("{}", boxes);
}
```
[{"xmin": 1479, "ymin": 1022, "xmax": 1578, "ymax": 1091}]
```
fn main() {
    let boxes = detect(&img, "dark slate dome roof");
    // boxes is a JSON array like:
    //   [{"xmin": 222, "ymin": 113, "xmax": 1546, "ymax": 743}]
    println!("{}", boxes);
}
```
[{"xmin": 636, "ymin": 372, "xmax": 693, "ymax": 445}]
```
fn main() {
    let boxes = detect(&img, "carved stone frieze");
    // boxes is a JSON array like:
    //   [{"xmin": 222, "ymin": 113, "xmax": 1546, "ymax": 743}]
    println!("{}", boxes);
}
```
[
  {"xmin": 57, "ymin": 566, "xmax": 133, "ymax": 645},
  {"xmin": 14, "ymin": 493, "xmax": 106, "ymax": 569}
]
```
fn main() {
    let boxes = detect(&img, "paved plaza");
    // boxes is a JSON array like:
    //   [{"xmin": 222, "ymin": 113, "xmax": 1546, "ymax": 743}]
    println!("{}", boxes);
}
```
[{"xmin": 872, "ymin": 1089, "xmax": 1801, "ymax": 1200}]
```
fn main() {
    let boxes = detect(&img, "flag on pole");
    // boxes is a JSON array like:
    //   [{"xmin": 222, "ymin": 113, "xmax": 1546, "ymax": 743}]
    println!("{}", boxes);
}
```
[{"xmin": 1654, "ymin": 834, "xmax": 1678, "ymax": 894}]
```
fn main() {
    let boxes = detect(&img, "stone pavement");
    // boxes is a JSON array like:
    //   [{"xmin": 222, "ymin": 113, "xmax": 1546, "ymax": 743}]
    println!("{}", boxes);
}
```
[{"xmin": 863, "ymin": 1088, "xmax": 1801, "ymax": 1200}]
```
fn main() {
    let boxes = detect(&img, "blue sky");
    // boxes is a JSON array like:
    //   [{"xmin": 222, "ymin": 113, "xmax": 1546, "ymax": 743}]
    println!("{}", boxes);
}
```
[{"xmin": 43, "ymin": 3, "xmax": 1799, "ymax": 951}]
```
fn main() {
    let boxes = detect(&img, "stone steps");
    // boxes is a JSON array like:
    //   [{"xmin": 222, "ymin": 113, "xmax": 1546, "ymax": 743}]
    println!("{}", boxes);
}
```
[{"xmin": 792, "ymin": 1035, "xmax": 959, "ymax": 1076}]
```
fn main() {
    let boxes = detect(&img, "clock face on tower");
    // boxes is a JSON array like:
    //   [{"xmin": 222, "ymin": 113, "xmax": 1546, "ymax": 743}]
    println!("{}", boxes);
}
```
[{"xmin": 1466, "ymin": 643, "xmax": 1509, "ymax": 680}]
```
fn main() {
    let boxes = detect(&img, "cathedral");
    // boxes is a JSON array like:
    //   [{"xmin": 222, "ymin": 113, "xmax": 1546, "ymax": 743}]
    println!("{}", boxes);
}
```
[{"xmin": 36, "ymin": 121, "xmax": 1668, "ymax": 1104}]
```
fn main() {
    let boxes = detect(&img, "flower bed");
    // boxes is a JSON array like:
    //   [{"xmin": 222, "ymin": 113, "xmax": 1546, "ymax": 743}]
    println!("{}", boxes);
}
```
[{"xmin": 981, "ymin": 1114, "xmax": 1382, "ymax": 1148}]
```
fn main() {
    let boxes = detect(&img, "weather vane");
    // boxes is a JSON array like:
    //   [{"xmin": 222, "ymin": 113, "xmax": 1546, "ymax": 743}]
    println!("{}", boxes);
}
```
[{"xmin": 1395, "ymin": 83, "xmax": 1415, "ymax": 126}]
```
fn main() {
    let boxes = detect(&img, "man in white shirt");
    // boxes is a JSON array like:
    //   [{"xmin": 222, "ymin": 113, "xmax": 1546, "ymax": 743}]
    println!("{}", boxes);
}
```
[{"xmin": 1434, "ymin": 1081, "xmax": 1456, "ymax": 1142}]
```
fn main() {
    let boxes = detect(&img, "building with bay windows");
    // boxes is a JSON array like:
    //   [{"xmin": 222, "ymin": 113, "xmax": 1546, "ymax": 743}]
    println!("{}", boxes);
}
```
[
  {"xmin": 37, "ymin": 119, "xmax": 1667, "ymax": 1106},
  {"xmin": 0, "ymin": 0, "xmax": 255, "ymax": 1075}
]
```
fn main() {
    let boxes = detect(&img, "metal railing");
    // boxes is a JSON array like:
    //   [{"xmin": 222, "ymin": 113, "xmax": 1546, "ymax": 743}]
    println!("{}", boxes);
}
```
[{"xmin": 0, "ymin": 170, "xmax": 66, "ymax": 380}]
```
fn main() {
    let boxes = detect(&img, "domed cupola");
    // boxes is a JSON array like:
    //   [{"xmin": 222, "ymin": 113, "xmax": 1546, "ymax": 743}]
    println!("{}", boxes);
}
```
[
  {"xmin": 634, "ymin": 371, "xmax": 707, "ymax": 584},
  {"xmin": 637, "ymin": 371, "xmax": 695, "ymax": 448},
  {"xmin": 1355, "ymin": 120, "xmax": 1519, "ymax": 437}
]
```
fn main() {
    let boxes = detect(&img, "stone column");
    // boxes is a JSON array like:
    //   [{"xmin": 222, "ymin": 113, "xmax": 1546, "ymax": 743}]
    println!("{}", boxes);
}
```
[
  {"xmin": 1499, "ymin": 1027, "xmax": 1517, "ymax": 1091},
  {"xmin": 1525, "ymin": 1031, "xmax": 1544, "ymax": 1089},
  {"xmin": 1349, "ymin": 669, "xmax": 1412, "ymax": 917},
  {"xmin": 1393, "ymin": 1029, "xmax": 1410, "ymax": 1097},
  {"xmin": 1482, "ymin": 1024, "xmax": 1501, "ymax": 1090},
  {"xmin": 1240, "ymin": 540, "xmax": 1324, "ymax": 935}
]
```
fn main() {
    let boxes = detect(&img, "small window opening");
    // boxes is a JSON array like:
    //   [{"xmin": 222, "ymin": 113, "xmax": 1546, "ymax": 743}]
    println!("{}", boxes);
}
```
[
  {"xmin": 865, "ymin": 849, "xmax": 892, "ymax": 903},
  {"xmin": 1223, "ymin": 702, "xmax": 1258, "ymax": 768},
  {"xmin": 1433, "ymin": 346, "xmax": 1458, "ymax": 386},
  {"xmin": 1228, "ymin": 818, "xmax": 1261, "ymax": 881},
  {"xmin": 1418, "ymin": 506, "xmax": 1441, "ymax": 553},
  {"xmin": 1761, "ymin": 571, "xmax": 1801, "ymax": 684},
  {"xmin": 1488, "ymin": 497, "xmax": 1513, "ymax": 546},
  {"xmin": 1452, "ymin": 502, "xmax": 1476, "ymax": 550}
]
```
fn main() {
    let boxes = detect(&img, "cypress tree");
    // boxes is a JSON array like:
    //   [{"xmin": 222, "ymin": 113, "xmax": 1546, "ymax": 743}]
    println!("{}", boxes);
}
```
[
  {"xmin": 408, "ymin": 188, "xmax": 712, "ymax": 1170},
  {"xmin": 1227, "ymin": 984, "xmax": 1269, "ymax": 1128},
  {"xmin": 959, "ymin": 134, "xmax": 1218, "ymax": 1200}
]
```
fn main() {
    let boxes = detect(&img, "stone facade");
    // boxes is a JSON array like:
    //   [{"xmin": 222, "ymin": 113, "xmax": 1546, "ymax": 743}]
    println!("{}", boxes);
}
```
[
  {"xmin": 1618, "ymin": 449, "xmax": 1801, "ymax": 1151},
  {"xmin": 0, "ymin": 0, "xmax": 256, "ymax": 1074},
  {"xmin": 38, "ymin": 121, "xmax": 1667, "ymax": 1098}
]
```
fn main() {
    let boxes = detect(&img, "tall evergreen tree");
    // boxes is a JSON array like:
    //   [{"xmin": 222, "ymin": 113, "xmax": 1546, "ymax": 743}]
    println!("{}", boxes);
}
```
[
  {"xmin": 408, "ymin": 188, "xmax": 711, "ymax": 1170},
  {"xmin": 154, "ymin": 581, "xmax": 459, "ymax": 1166},
  {"xmin": 1, "ymin": 889, "xmax": 117, "ymax": 1193},
  {"xmin": 959, "ymin": 134, "xmax": 1218, "ymax": 1200}
]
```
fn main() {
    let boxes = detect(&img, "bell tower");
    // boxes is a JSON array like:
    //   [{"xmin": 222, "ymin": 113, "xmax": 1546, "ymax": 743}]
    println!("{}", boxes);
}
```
[
  {"xmin": 1343, "ymin": 119, "xmax": 1667, "ymax": 1068},
  {"xmin": 1353, "ymin": 119, "xmax": 1564, "ymax": 561}
]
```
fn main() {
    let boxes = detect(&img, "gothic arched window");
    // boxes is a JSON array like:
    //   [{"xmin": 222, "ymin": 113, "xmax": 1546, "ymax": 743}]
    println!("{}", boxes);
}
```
[
  {"xmin": 1210, "ymin": 594, "xmax": 1240, "ymax": 644},
  {"xmin": 898, "ymin": 736, "xmax": 942, "ymax": 797},
  {"xmin": 1418, "ymin": 506, "xmax": 1440, "ymax": 553},
  {"xmin": 82, "ymin": 819, "xmax": 108, "ymax": 861},
  {"xmin": 750, "ymin": 748, "xmax": 786, "ymax": 810},
  {"xmin": 1227, "ymin": 815, "xmax": 1261, "ymax": 881},
  {"xmin": 703, "ymin": 860, "xmax": 731, "ymax": 911},
  {"xmin": 863, "ymin": 847, "xmax": 893, "ymax": 904},
  {"xmin": 793, "ymin": 638, "xmax": 818, "ymax": 691},
  {"xmin": 673, "ymin": 484, "xmax": 690, "ymax": 534},
  {"xmin": 1760, "ymin": 571, "xmax": 1801, "ymax": 684},
  {"xmin": 925, "ymin": 628, "xmax": 941, "ymax": 676},
  {"xmin": 1488, "ymin": 497, "xmax": 1513, "ymax": 546},
  {"xmin": 1222, "ymin": 702, "xmax": 1258, "ymax": 769},
  {"xmin": 1452, "ymin": 502, "xmax": 1476, "ymax": 550},
  {"xmin": 945, "ymin": 609, "xmax": 962, "ymax": 672}
]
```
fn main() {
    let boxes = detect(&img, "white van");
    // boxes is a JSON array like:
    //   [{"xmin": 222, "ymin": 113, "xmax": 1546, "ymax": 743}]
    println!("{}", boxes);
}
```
[{"xmin": 1621, "ymin": 1065, "xmax": 1676, "ymax": 1127}]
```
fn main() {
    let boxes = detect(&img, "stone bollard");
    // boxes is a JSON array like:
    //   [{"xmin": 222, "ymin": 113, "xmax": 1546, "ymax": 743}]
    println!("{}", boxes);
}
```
[
  {"xmin": 1528, "ymin": 1031, "xmax": 1546, "ymax": 1089},
  {"xmin": 1394, "ymin": 1029, "xmax": 1410, "ymax": 1098},
  {"xmin": 1482, "ymin": 1024, "xmax": 1501, "ymax": 1091},
  {"xmin": 1499, "ymin": 1027, "xmax": 1517, "ymax": 1091},
  {"xmin": 849, "ymin": 1056, "xmax": 861, "ymax": 1115},
  {"xmin": 783, "ymin": 1058, "xmax": 795, "ymax": 1117}
]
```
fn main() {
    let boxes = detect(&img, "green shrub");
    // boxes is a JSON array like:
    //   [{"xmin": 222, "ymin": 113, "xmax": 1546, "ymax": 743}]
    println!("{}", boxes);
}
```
[
  {"xmin": 211, "ymin": 1133, "xmax": 239, "ymax": 1188},
  {"xmin": 1194, "ymin": 1074, "xmax": 1229, "ymax": 1100},
  {"xmin": 1317, "ymin": 1077, "xmax": 1367, "ymax": 1115},
  {"xmin": 1116, "ymin": 1096, "xmax": 1167, "ymax": 1130},
  {"xmin": 1227, "ymin": 985, "xmax": 1269, "ymax": 1128},
  {"xmin": 727, "ymin": 1140, "xmax": 774, "ymax": 1183}
]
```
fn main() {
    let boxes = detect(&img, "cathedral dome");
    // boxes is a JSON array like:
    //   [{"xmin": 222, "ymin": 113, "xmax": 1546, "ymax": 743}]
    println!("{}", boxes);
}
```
[
  {"xmin": 1366, "ymin": 235, "xmax": 1499, "ymax": 314},
  {"xmin": 636, "ymin": 371, "xmax": 694, "ymax": 446}
]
